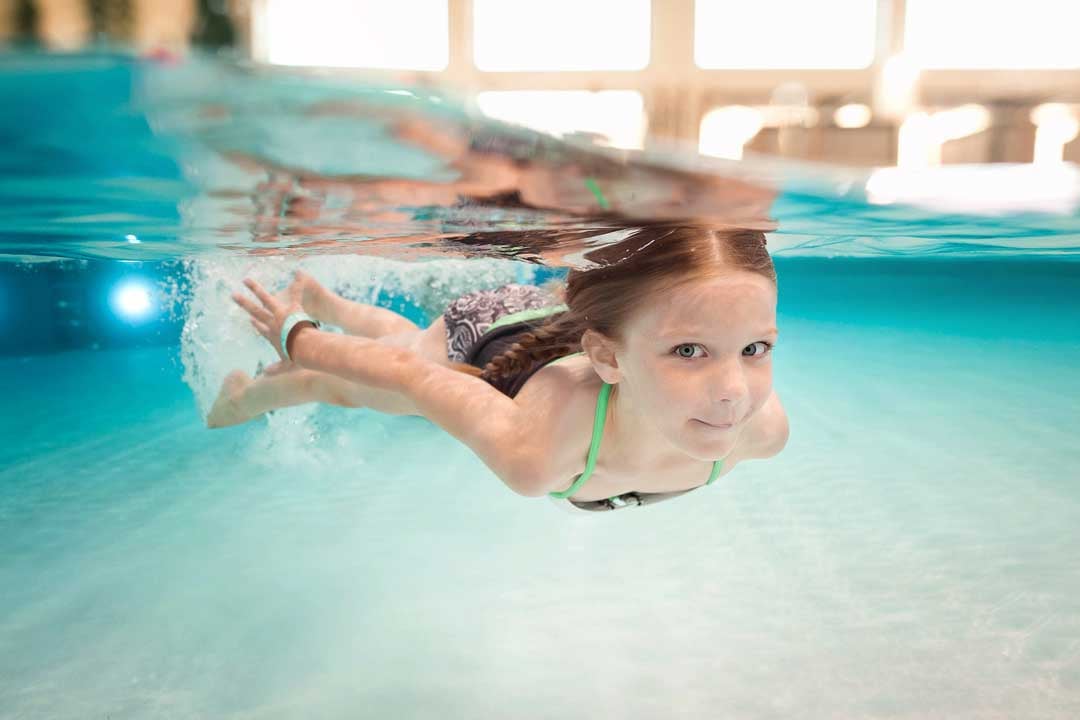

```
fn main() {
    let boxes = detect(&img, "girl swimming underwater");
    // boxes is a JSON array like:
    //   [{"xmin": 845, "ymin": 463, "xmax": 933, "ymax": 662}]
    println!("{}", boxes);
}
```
[{"xmin": 209, "ymin": 226, "xmax": 789, "ymax": 512}]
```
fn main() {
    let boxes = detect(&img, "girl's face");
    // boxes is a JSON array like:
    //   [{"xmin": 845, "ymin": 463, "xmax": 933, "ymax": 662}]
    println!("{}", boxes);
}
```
[{"xmin": 616, "ymin": 272, "xmax": 778, "ymax": 460}]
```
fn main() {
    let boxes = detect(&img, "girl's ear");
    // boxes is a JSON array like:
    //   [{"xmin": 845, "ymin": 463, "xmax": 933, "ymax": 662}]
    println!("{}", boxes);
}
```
[{"xmin": 581, "ymin": 329, "xmax": 622, "ymax": 384}]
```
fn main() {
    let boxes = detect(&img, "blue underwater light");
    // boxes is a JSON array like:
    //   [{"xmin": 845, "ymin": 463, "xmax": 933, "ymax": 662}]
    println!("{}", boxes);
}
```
[{"xmin": 109, "ymin": 278, "xmax": 157, "ymax": 322}]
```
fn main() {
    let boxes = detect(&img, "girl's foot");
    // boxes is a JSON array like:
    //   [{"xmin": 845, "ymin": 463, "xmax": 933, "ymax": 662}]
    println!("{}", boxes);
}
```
[{"xmin": 206, "ymin": 370, "xmax": 255, "ymax": 428}]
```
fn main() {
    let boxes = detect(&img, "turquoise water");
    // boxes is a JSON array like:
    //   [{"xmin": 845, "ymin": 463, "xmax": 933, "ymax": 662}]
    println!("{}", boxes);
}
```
[{"xmin": 2, "ymin": 52, "xmax": 1079, "ymax": 718}]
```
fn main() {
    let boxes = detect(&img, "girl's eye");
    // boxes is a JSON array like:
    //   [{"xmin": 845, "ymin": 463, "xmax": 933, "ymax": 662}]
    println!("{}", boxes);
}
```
[
  {"xmin": 744, "ymin": 341, "xmax": 773, "ymax": 357},
  {"xmin": 672, "ymin": 342, "xmax": 774, "ymax": 359},
  {"xmin": 673, "ymin": 343, "xmax": 705, "ymax": 359}
]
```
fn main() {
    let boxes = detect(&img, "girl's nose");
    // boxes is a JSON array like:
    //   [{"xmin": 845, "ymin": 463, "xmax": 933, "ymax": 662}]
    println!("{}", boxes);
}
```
[{"xmin": 707, "ymin": 356, "xmax": 749, "ymax": 405}]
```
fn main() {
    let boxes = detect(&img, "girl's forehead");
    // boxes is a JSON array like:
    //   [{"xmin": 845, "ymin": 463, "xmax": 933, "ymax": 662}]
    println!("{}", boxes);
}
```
[
  {"xmin": 662, "ymin": 275, "xmax": 773, "ymax": 309},
  {"xmin": 631, "ymin": 278, "xmax": 777, "ymax": 336}
]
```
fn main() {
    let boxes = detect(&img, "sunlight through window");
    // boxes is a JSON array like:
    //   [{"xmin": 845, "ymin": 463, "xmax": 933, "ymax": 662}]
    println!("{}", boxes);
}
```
[
  {"xmin": 906, "ymin": 0, "xmax": 1080, "ymax": 69},
  {"xmin": 834, "ymin": 104, "xmax": 873, "ymax": 129},
  {"xmin": 896, "ymin": 105, "xmax": 991, "ymax": 168},
  {"xmin": 694, "ymin": 0, "xmax": 876, "ymax": 69},
  {"xmin": 261, "ymin": 0, "xmax": 448, "ymax": 70},
  {"xmin": 1032, "ymin": 104, "xmax": 1080, "ymax": 165},
  {"xmin": 473, "ymin": 0, "xmax": 650, "ymax": 71},
  {"xmin": 698, "ymin": 106, "xmax": 764, "ymax": 160}
]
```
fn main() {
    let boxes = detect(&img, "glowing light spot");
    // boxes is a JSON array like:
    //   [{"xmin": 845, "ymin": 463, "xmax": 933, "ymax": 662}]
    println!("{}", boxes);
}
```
[
  {"xmin": 111, "ymin": 280, "xmax": 155, "ymax": 321},
  {"xmin": 125, "ymin": 234, "xmax": 141, "ymax": 244},
  {"xmin": 699, "ymin": 106, "xmax": 764, "ymax": 160},
  {"xmin": 834, "ymin": 104, "xmax": 872, "ymax": 129},
  {"xmin": 875, "ymin": 53, "xmax": 922, "ymax": 121},
  {"xmin": 896, "ymin": 105, "xmax": 990, "ymax": 168},
  {"xmin": 1031, "ymin": 104, "xmax": 1080, "ymax": 165}
]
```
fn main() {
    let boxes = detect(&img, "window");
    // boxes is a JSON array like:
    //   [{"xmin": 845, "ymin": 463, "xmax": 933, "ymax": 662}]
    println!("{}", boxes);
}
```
[
  {"xmin": 695, "ymin": 0, "xmax": 876, "ymax": 69},
  {"xmin": 473, "ymin": 0, "xmax": 650, "ymax": 71},
  {"xmin": 260, "ymin": 0, "xmax": 448, "ymax": 70},
  {"xmin": 906, "ymin": 0, "xmax": 1080, "ymax": 69}
]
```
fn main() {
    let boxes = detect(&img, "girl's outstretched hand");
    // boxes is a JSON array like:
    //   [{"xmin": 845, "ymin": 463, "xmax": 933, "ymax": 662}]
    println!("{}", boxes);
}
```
[{"xmin": 232, "ymin": 277, "xmax": 303, "ymax": 361}]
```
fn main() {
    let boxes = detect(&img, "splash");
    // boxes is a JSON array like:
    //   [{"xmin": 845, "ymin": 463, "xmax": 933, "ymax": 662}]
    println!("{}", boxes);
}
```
[{"xmin": 179, "ymin": 253, "xmax": 538, "ymax": 421}]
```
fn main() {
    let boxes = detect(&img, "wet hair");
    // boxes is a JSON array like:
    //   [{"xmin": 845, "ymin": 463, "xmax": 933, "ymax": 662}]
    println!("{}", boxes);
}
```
[{"xmin": 446, "ymin": 225, "xmax": 776, "ymax": 383}]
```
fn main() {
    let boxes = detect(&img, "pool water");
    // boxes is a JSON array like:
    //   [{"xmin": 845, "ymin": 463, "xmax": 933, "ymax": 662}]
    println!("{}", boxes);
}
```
[{"xmin": 1, "ymin": 52, "xmax": 1079, "ymax": 719}]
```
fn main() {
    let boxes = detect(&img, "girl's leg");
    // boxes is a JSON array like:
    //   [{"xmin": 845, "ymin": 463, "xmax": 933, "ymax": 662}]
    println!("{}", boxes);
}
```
[{"xmin": 206, "ymin": 366, "xmax": 415, "ymax": 428}]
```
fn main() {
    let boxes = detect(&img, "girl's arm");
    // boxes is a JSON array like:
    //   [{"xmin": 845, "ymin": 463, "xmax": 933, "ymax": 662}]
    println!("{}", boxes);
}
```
[
  {"xmin": 289, "ymin": 271, "xmax": 418, "ymax": 340},
  {"xmin": 288, "ymin": 326, "xmax": 553, "ymax": 496},
  {"xmin": 288, "ymin": 325, "xmax": 415, "ymax": 391},
  {"xmin": 234, "ymin": 275, "xmax": 555, "ymax": 495}
]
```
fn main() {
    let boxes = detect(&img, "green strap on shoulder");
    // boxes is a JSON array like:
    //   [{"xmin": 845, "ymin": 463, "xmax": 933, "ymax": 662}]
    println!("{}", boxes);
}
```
[
  {"xmin": 705, "ymin": 457, "xmax": 724, "ymax": 485},
  {"xmin": 482, "ymin": 298, "xmax": 724, "ymax": 500},
  {"xmin": 549, "ymin": 382, "xmax": 613, "ymax": 498},
  {"xmin": 547, "ymin": 379, "xmax": 725, "ymax": 499},
  {"xmin": 584, "ymin": 177, "xmax": 611, "ymax": 210}
]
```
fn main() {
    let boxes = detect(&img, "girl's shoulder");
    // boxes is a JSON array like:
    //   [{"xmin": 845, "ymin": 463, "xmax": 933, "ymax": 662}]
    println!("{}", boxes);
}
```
[
  {"xmin": 509, "ymin": 354, "xmax": 604, "ymax": 490},
  {"xmin": 511, "ymin": 355, "xmax": 710, "ymax": 498},
  {"xmin": 512, "ymin": 355, "xmax": 788, "ymax": 498}
]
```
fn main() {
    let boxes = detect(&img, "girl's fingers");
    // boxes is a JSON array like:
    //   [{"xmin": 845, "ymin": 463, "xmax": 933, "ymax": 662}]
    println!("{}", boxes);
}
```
[
  {"xmin": 243, "ymin": 278, "xmax": 278, "ymax": 310},
  {"xmin": 232, "ymin": 293, "xmax": 272, "ymax": 322},
  {"xmin": 287, "ymin": 279, "xmax": 304, "ymax": 303},
  {"xmin": 251, "ymin": 318, "xmax": 270, "ymax": 336}
]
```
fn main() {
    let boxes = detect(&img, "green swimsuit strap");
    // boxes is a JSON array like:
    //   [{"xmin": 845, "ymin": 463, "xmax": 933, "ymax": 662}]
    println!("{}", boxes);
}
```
[
  {"xmin": 549, "ymin": 382, "xmax": 612, "ymax": 499},
  {"xmin": 705, "ymin": 457, "xmax": 724, "ymax": 484},
  {"xmin": 549, "ymin": 380, "xmax": 726, "ymax": 499}
]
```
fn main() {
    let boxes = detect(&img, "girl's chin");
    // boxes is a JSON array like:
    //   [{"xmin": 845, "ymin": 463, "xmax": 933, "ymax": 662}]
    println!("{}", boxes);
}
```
[{"xmin": 684, "ymin": 430, "xmax": 737, "ymax": 456}]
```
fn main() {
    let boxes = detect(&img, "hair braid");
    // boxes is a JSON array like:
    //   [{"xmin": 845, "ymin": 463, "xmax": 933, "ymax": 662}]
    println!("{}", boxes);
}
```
[{"xmin": 478, "ymin": 311, "xmax": 583, "ymax": 381}]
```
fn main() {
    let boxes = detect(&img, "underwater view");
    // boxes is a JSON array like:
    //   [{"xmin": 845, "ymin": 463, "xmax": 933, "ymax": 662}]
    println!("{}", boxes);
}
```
[{"xmin": 2, "ymin": 50, "xmax": 1079, "ymax": 719}]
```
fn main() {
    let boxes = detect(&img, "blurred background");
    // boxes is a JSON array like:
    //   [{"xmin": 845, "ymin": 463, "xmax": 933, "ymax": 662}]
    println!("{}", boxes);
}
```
[
  {"xmin": 3, "ymin": 0, "xmax": 1079, "ymax": 168},
  {"xmin": 3, "ymin": 0, "xmax": 1080, "ymax": 356}
]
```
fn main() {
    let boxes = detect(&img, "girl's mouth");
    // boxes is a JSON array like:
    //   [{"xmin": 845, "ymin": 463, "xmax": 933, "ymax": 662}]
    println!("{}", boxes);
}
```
[{"xmin": 694, "ymin": 419, "xmax": 734, "ymax": 429}]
